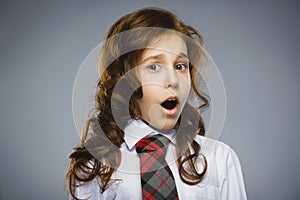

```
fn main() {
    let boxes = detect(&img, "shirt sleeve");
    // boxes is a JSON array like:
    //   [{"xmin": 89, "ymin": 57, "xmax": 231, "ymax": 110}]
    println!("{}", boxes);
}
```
[{"xmin": 219, "ymin": 147, "xmax": 248, "ymax": 200}]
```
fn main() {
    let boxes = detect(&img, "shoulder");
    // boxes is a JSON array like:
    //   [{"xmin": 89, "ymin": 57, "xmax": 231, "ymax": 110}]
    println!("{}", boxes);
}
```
[
  {"xmin": 194, "ymin": 135, "xmax": 234, "ymax": 157},
  {"xmin": 193, "ymin": 135, "xmax": 242, "ymax": 175}
]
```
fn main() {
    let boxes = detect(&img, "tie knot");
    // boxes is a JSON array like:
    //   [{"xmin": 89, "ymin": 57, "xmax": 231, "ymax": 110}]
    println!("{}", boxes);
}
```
[{"xmin": 136, "ymin": 134, "xmax": 170, "ymax": 154}]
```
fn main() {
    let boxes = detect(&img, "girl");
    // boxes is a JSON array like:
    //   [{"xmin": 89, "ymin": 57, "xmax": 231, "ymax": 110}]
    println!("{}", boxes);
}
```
[{"xmin": 66, "ymin": 7, "xmax": 247, "ymax": 200}]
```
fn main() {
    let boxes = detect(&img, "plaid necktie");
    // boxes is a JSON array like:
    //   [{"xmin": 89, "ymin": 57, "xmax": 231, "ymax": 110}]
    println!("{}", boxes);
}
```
[{"xmin": 136, "ymin": 134, "xmax": 179, "ymax": 200}]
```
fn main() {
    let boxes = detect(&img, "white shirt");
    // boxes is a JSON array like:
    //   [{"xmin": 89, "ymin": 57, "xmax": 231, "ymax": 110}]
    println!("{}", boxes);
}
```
[{"xmin": 72, "ymin": 119, "xmax": 247, "ymax": 200}]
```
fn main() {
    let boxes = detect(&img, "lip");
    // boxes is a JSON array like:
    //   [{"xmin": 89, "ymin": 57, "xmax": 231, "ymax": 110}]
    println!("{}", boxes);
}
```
[
  {"xmin": 161, "ymin": 96, "xmax": 179, "ymax": 116},
  {"xmin": 163, "ymin": 96, "xmax": 178, "ymax": 102},
  {"xmin": 162, "ymin": 103, "xmax": 179, "ymax": 115}
]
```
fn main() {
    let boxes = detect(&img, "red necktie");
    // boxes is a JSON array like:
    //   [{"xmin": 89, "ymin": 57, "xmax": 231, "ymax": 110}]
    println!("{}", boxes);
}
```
[{"xmin": 136, "ymin": 134, "xmax": 179, "ymax": 200}]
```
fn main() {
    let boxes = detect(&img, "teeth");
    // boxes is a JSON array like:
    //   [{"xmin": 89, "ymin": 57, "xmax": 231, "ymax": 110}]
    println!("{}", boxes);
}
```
[{"xmin": 167, "ymin": 98, "xmax": 177, "ymax": 101}]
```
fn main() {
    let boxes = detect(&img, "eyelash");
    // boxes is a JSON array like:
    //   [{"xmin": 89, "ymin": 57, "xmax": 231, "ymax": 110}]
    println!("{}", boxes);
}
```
[{"xmin": 147, "ymin": 63, "xmax": 189, "ymax": 72}]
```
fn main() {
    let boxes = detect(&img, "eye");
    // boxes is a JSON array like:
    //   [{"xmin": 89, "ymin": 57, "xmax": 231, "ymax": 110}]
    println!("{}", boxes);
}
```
[
  {"xmin": 175, "ymin": 63, "xmax": 188, "ymax": 71},
  {"xmin": 147, "ymin": 64, "xmax": 161, "ymax": 72}
]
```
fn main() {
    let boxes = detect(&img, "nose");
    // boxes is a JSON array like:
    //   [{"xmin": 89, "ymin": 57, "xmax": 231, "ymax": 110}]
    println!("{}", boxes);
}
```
[{"xmin": 164, "ymin": 67, "xmax": 179, "ymax": 89}]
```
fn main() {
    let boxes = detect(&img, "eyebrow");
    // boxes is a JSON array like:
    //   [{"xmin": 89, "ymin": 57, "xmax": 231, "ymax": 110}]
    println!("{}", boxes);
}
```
[{"xmin": 141, "ymin": 52, "xmax": 189, "ymax": 63}]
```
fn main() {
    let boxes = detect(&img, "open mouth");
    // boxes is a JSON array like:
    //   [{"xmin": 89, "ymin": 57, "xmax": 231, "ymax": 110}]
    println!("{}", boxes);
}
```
[{"xmin": 160, "ymin": 97, "xmax": 178, "ymax": 110}]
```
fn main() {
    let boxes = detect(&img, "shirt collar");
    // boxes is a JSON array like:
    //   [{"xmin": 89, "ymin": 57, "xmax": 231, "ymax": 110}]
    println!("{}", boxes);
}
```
[{"xmin": 124, "ymin": 119, "xmax": 176, "ymax": 151}]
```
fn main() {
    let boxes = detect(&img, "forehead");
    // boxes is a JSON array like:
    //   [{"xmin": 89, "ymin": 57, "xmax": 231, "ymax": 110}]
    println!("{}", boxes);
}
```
[{"xmin": 142, "ymin": 33, "xmax": 188, "ymax": 58}]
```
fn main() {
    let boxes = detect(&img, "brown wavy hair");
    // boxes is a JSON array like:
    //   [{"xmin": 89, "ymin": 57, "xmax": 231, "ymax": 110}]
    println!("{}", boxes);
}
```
[{"xmin": 66, "ymin": 7, "xmax": 210, "ymax": 200}]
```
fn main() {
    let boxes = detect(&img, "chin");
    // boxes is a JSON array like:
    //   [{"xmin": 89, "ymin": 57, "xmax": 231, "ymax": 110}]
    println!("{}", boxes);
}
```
[
  {"xmin": 153, "ymin": 118, "xmax": 178, "ymax": 131},
  {"xmin": 161, "ymin": 125, "xmax": 176, "ymax": 131}
]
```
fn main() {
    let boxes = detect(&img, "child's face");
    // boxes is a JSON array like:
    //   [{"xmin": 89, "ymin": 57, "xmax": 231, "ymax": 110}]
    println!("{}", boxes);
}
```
[{"xmin": 136, "ymin": 34, "xmax": 191, "ymax": 130}]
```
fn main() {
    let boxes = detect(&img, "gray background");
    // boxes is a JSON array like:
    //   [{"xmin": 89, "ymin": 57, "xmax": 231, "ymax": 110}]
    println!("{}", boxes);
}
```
[{"xmin": 1, "ymin": 0, "xmax": 299, "ymax": 199}]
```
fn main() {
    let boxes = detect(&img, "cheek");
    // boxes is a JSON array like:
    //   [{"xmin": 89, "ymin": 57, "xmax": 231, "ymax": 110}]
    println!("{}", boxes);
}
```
[
  {"xmin": 181, "ymin": 73, "xmax": 192, "ymax": 94},
  {"xmin": 138, "ymin": 85, "xmax": 160, "ymax": 109},
  {"xmin": 142, "ymin": 85, "xmax": 157, "ymax": 98}
]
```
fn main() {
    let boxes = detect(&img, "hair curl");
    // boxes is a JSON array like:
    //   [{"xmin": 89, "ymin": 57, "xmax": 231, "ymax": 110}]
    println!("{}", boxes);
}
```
[{"xmin": 66, "ymin": 7, "xmax": 210, "ymax": 200}]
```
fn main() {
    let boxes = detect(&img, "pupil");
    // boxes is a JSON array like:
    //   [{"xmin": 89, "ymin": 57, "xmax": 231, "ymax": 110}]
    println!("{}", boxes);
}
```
[{"xmin": 150, "ymin": 65, "xmax": 158, "ymax": 70}]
